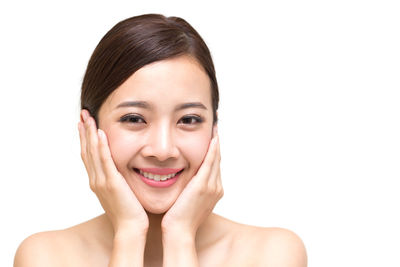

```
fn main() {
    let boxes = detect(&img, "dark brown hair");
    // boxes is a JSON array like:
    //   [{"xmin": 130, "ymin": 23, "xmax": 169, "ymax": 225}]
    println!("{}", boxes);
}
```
[{"xmin": 81, "ymin": 14, "xmax": 219, "ymax": 126}]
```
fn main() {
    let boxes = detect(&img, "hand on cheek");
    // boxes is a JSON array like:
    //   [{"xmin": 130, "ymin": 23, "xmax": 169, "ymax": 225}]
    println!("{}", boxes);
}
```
[
  {"xmin": 78, "ymin": 109, "xmax": 149, "ymax": 235},
  {"xmin": 161, "ymin": 125, "xmax": 223, "ymax": 238}
]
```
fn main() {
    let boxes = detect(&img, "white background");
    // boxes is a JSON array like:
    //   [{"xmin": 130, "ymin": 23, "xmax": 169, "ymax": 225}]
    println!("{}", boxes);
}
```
[{"xmin": 1, "ymin": 0, "xmax": 399, "ymax": 266}]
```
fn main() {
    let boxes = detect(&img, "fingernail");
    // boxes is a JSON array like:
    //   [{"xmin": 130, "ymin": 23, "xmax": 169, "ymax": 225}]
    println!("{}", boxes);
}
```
[{"xmin": 81, "ymin": 110, "xmax": 89, "ymax": 122}]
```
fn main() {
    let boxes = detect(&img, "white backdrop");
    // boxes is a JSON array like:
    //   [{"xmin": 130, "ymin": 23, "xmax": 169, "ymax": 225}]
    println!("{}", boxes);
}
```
[{"xmin": 1, "ymin": 0, "xmax": 399, "ymax": 266}]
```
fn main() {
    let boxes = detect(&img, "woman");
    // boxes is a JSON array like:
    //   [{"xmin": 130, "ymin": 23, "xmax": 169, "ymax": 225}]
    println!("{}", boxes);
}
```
[{"xmin": 14, "ymin": 14, "xmax": 307, "ymax": 267}]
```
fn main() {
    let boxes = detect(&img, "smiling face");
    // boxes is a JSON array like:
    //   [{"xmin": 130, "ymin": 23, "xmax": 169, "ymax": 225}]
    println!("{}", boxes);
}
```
[{"xmin": 97, "ymin": 55, "xmax": 215, "ymax": 214}]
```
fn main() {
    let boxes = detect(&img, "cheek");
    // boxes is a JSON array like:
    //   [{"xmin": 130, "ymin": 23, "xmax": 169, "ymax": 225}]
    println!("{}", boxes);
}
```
[
  {"xmin": 104, "ymin": 125, "xmax": 212, "ymax": 173},
  {"xmin": 105, "ymin": 128, "xmax": 141, "ymax": 170},
  {"xmin": 178, "ymin": 133, "xmax": 211, "ymax": 171}
]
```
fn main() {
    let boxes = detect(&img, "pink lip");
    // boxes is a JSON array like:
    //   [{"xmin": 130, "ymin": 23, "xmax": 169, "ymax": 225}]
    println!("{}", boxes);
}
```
[
  {"xmin": 138, "ymin": 168, "xmax": 183, "ymax": 175},
  {"xmin": 136, "ymin": 170, "xmax": 182, "ymax": 188}
]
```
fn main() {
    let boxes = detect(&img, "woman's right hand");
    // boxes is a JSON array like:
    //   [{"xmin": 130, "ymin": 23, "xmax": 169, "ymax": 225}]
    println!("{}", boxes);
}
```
[{"xmin": 78, "ymin": 109, "xmax": 149, "ymax": 235}]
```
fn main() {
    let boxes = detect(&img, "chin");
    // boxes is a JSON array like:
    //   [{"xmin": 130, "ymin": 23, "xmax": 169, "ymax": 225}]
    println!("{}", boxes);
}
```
[
  {"xmin": 142, "ymin": 202, "xmax": 174, "ymax": 214},
  {"xmin": 123, "ymin": 170, "xmax": 183, "ymax": 214},
  {"xmin": 136, "ymin": 191, "xmax": 179, "ymax": 215}
]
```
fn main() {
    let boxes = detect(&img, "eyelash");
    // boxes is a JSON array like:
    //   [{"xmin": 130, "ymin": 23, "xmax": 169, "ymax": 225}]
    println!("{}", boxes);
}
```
[
  {"xmin": 118, "ymin": 114, "xmax": 204, "ymax": 125},
  {"xmin": 119, "ymin": 114, "xmax": 146, "ymax": 124},
  {"xmin": 179, "ymin": 115, "xmax": 204, "ymax": 125}
]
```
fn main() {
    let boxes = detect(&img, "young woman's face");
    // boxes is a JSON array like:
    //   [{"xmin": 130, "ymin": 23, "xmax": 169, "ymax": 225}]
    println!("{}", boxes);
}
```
[{"xmin": 98, "ymin": 56, "xmax": 215, "ymax": 214}]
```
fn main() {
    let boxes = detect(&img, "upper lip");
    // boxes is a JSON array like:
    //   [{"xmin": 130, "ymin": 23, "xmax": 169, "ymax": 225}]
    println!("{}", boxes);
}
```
[{"xmin": 136, "ymin": 168, "xmax": 184, "ymax": 175}]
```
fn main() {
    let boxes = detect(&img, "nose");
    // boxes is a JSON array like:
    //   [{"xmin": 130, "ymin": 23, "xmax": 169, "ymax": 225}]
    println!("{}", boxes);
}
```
[{"xmin": 141, "ymin": 121, "xmax": 180, "ymax": 161}]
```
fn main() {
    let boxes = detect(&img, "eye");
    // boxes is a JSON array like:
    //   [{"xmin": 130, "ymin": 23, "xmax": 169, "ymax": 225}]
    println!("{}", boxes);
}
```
[
  {"xmin": 178, "ymin": 115, "xmax": 204, "ymax": 125},
  {"xmin": 119, "ymin": 114, "xmax": 146, "ymax": 124}
]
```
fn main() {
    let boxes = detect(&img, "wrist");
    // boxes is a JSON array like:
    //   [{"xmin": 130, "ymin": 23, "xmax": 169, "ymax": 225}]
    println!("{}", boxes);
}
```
[
  {"xmin": 161, "ymin": 220, "xmax": 194, "ymax": 236},
  {"xmin": 113, "ymin": 218, "xmax": 148, "ymax": 234},
  {"xmin": 114, "ymin": 226, "xmax": 148, "ymax": 241},
  {"xmin": 162, "ymin": 229, "xmax": 195, "ymax": 245}
]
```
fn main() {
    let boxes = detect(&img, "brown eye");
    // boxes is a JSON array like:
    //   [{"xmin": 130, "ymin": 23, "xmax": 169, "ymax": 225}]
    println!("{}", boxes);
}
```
[
  {"xmin": 178, "ymin": 115, "xmax": 203, "ymax": 125},
  {"xmin": 119, "ymin": 114, "xmax": 146, "ymax": 124}
]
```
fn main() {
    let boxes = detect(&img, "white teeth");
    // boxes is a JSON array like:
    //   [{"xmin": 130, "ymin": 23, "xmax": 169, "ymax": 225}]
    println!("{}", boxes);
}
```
[{"xmin": 138, "ymin": 169, "xmax": 179, "ymax": 181}]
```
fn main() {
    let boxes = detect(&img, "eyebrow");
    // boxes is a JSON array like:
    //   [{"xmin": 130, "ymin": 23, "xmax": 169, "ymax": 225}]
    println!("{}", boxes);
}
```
[
  {"xmin": 175, "ymin": 102, "xmax": 207, "ymax": 111},
  {"xmin": 115, "ymin": 101, "xmax": 207, "ymax": 111},
  {"xmin": 116, "ymin": 101, "xmax": 150, "ymax": 109}
]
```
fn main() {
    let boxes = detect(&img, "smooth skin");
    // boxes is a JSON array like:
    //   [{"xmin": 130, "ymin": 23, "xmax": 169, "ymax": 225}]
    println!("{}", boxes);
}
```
[{"xmin": 14, "ymin": 56, "xmax": 307, "ymax": 267}]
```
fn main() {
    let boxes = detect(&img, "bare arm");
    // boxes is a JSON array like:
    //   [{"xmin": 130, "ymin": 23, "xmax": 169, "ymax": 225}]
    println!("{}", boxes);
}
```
[
  {"xmin": 162, "ymin": 232, "xmax": 199, "ymax": 267},
  {"xmin": 79, "ymin": 110, "xmax": 149, "ymax": 267},
  {"xmin": 109, "ymin": 230, "xmax": 147, "ymax": 267},
  {"xmin": 161, "ymin": 128, "xmax": 222, "ymax": 267}
]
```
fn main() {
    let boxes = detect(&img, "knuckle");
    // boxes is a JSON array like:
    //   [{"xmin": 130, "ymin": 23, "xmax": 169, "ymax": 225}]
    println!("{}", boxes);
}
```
[
  {"xmin": 95, "ymin": 178, "xmax": 106, "ymax": 189},
  {"xmin": 219, "ymin": 188, "xmax": 224, "ymax": 199},
  {"xmin": 204, "ymin": 159, "xmax": 213, "ymax": 169},
  {"xmin": 105, "ymin": 179, "xmax": 117, "ymax": 192},
  {"xmin": 89, "ymin": 145, "xmax": 97, "ymax": 156},
  {"xmin": 204, "ymin": 184, "xmax": 217, "ymax": 196},
  {"xmin": 99, "ymin": 149, "xmax": 107, "ymax": 163},
  {"xmin": 89, "ymin": 181, "xmax": 96, "ymax": 192},
  {"xmin": 195, "ymin": 184, "xmax": 208, "ymax": 195},
  {"xmin": 212, "ymin": 186, "xmax": 220, "ymax": 196}
]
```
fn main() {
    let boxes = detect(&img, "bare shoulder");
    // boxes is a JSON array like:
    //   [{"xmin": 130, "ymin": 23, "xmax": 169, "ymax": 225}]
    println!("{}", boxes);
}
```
[
  {"xmin": 14, "ymin": 229, "xmax": 73, "ymax": 267},
  {"xmin": 14, "ymin": 215, "xmax": 110, "ymax": 267},
  {"xmin": 254, "ymin": 227, "xmax": 307, "ymax": 267},
  {"xmin": 226, "ymin": 218, "xmax": 307, "ymax": 267}
]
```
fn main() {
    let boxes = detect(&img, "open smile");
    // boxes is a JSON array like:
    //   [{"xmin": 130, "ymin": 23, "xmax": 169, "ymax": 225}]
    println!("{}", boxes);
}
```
[{"xmin": 133, "ymin": 168, "xmax": 184, "ymax": 188}]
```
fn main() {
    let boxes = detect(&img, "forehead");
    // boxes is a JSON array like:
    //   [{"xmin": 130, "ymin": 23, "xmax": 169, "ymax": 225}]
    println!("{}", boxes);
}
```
[{"xmin": 105, "ymin": 56, "xmax": 212, "ymax": 110}]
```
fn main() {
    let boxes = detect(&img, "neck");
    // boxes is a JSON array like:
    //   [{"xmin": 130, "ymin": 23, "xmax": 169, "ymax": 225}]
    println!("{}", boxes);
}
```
[
  {"xmin": 143, "ymin": 212, "xmax": 164, "ymax": 262},
  {"xmin": 100, "ymin": 212, "xmax": 222, "ymax": 262}
]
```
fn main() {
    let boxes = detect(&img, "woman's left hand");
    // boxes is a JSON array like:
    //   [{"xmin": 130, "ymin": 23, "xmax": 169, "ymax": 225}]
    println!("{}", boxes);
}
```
[{"xmin": 161, "ymin": 126, "xmax": 223, "ymax": 238}]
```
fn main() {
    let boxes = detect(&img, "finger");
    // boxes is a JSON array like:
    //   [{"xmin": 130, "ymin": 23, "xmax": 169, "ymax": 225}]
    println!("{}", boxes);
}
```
[
  {"xmin": 78, "ymin": 110, "xmax": 88, "ymax": 157},
  {"xmin": 211, "ymin": 166, "xmax": 222, "ymax": 196},
  {"xmin": 208, "ymin": 135, "xmax": 221, "ymax": 188},
  {"xmin": 77, "ymin": 121, "xmax": 90, "ymax": 169},
  {"xmin": 81, "ymin": 109, "xmax": 89, "ymax": 123},
  {"xmin": 212, "ymin": 124, "xmax": 218, "ymax": 138},
  {"xmin": 80, "ymin": 110, "xmax": 98, "ymax": 183},
  {"xmin": 82, "ymin": 116, "xmax": 98, "ymax": 189},
  {"xmin": 209, "ymin": 138, "xmax": 223, "ymax": 198},
  {"xmin": 194, "ymin": 135, "xmax": 219, "ymax": 182},
  {"xmin": 79, "ymin": 120, "xmax": 97, "ymax": 191},
  {"xmin": 215, "ymin": 138, "xmax": 224, "ymax": 198},
  {"xmin": 85, "ymin": 114, "xmax": 105, "ymax": 185},
  {"xmin": 216, "ymin": 172, "xmax": 224, "ymax": 199},
  {"xmin": 97, "ymin": 129, "xmax": 121, "ymax": 180}
]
